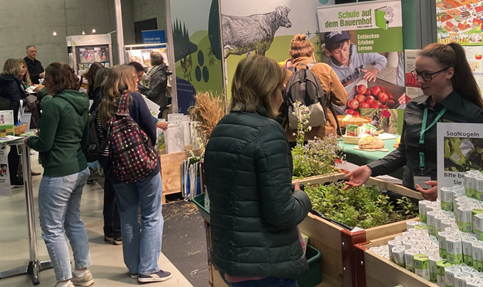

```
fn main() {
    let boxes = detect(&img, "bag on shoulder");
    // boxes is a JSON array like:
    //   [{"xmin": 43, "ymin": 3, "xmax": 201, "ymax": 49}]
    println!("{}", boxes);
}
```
[
  {"xmin": 107, "ymin": 94, "xmax": 158, "ymax": 183},
  {"xmin": 284, "ymin": 62, "xmax": 328, "ymax": 130},
  {"xmin": 83, "ymin": 110, "xmax": 106, "ymax": 163}
]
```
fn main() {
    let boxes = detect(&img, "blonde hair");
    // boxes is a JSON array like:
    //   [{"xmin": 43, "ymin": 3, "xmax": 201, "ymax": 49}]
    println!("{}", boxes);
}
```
[
  {"xmin": 230, "ymin": 55, "xmax": 286, "ymax": 119},
  {"xmin": 3, "ymin": 59, "xmax": 21, "ymax": 77},
  {"xmin": 150, "ymin": 51, "xmax": 164, "ymax": 66},
  {"xmin": 18, "ymin": 59, "xmax": 32, "ymax": 85},
  {"xmin": 99, "ymin": 65, "xmax": 137, "ymax": 127},
  {"xmin": 289, "ymin": 34, "xmax": 315, "ymax": 59}
]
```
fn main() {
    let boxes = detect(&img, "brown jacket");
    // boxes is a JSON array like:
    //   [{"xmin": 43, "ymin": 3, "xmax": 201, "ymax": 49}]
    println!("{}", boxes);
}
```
[{"xmin": 284, "ymin": 57, "xmax": 348, "ymax": 142}]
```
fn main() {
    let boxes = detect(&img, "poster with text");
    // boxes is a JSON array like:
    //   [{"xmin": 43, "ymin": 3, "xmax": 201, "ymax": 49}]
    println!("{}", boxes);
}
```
[
  {"xmin": 317, "ymin": 0, "xmax": 405, "ymax": 117},
  {"xmin": 0, "ymin": 110, "xmax": 15, "ymax": 136},
  {"xmin": 464, "ymin": 45, "xmax": 483, "ymax": 92},
  {"xmin": 437, "ymin": 123, "xmax": 483, "ymax": 199},
  {"xmin": 436, "ymin": 1, "xmax": 483, "ymax": 46},
  {"xmin": 404, "ymin": 49, "xmax": 424, "ymax": 101},
  {"xmin": 0, "ymin": 146, "xmax": 10, "ymax": 196}
]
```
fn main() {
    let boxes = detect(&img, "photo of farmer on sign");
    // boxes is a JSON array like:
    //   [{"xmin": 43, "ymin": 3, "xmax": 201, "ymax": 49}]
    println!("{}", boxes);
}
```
[{"xmin": 324, "ymin": 31, "xmax": 388, "ymax": 86}]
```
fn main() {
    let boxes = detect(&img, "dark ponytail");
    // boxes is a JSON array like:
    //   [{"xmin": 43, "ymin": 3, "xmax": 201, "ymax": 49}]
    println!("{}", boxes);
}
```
[{"xmin": 420, "ymin": 43, "xmax": 483, "ymax": 109}]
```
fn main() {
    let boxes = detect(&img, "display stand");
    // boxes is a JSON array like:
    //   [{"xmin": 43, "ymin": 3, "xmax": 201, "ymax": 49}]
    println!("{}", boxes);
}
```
[{"xmin": 0, "ymin": 141, "xmax": 52, "ymax": 285}]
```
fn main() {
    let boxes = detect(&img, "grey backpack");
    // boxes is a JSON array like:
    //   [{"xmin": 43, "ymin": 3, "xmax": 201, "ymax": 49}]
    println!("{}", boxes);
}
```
[{"xmin": 284, "ymin": 63, "xmax": 327, "ymax": 129}]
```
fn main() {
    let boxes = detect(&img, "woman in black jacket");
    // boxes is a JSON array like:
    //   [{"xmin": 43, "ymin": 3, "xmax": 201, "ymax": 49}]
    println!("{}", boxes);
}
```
[
  {"xmin": 204, "ymin": 55, "xmax": 312, "ymax": 286},
  {"xmin": 0, "ymin": 59, "xmax": 26, "ymax": 185}
]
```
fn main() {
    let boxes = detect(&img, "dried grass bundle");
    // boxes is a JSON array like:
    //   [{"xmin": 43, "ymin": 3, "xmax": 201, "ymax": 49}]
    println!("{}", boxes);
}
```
[{"xmin": 189, "ymin": 92, "xmax": 225, "ymax": 145}]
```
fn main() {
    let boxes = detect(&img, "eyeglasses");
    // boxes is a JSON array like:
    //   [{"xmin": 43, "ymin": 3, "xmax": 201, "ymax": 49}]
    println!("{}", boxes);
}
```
[{"xmin": 411, "ymin": 67, "xmax": 451, "ymax": 82}]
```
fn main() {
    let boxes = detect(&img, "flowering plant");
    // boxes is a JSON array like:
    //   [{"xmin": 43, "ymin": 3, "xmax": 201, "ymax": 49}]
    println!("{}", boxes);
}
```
[{"xmin": 291, "ymin": 101, "xmax": 345, "ymax": 179}]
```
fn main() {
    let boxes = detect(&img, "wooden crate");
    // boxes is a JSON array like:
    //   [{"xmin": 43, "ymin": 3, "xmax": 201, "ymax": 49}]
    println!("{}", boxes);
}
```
[
  {"xmin": 354, "ymin": 233, "xmax": 438, "ymax": 287},
  {"xmin": 298, "ymin": 173, "xmax": 424, "ymax": 287},
  {"xmin": 159, "ymin": 149, "xmax": 202, "ymax": 204}
]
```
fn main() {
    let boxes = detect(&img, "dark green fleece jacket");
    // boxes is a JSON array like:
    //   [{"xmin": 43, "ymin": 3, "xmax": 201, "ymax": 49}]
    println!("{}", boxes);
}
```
[{"xmin": 28, "ymin": 90, "xmax": 89, "ymax": 177}]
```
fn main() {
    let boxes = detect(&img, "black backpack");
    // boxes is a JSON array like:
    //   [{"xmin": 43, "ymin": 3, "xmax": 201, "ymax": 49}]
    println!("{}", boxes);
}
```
[
  {"xmin": 83, "ymin": 109, "xmax": 107, "ymax": 163},
  {"xmin": 284, "ymin": 63, "xmax": 328, "ymax": 129}
]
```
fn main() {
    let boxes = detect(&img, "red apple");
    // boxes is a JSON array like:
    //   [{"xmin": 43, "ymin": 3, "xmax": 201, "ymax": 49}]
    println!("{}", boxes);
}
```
[
  {"xmin": 365, "ymin": 89, "xmax": 372, "ymax": 96},
  {"xmin": 360, "ymin": 102, "xmax": 371, "ymax": 109},
  {"xmin": 387, "ymin": 99, "xmax": 396, "ymax": 108},
  {"xmin": 380, "ymin": 86, "xmax": 387, "ymax": 93},
  {"xmin": 387, "ymin": 92, "xmax": 395, "ymax": 100},
  {"xmin": 366, "ymin": 96, "xmax": 376, "ymax": 105},
  {"xmin": 346, "ymin": 109, "xmax": 356, "ymax": 115},
  {"xmin": 348, "ymin": 99, "xmax": 359, "ymax": 110},
  {"xmin": 356, "ymin": 84, "xmax": 367, "ymax": 95},
  {"xmin": 381, "ymin": 105, "xmax": 389, "ymax": 109},
  {"xmin": 352, "ymin": 111, "xmax": 360, "ymax": 116},
  {"xmin": 370, "ymin": 103, "xmax": 380, "ymax": 109},
  {"xmin": 378, "ymin": 92, "xmax": 389, "ymax": 104},
  {"xmin": 372, "ymin": 86, "xmax": 381, "ymax": 96},
  {"xmin": 356, "ymin": 94, "xmax": 366, "ymax": 103},
  {"xmin": 376, "ymin": 101, "xmax": 383, "ymax": 108}
]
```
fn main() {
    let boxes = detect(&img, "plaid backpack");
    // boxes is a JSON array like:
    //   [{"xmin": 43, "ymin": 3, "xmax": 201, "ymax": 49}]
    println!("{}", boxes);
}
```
[{"xmin": 107, "ymin": 94, "xmax": 158, "ymax": 183}]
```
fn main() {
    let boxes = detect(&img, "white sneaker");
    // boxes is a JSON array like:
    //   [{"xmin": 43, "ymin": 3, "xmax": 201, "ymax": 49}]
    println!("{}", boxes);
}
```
[{"xmin": 71, "ymin": 269, "xmax": 94, "ymax": 286}]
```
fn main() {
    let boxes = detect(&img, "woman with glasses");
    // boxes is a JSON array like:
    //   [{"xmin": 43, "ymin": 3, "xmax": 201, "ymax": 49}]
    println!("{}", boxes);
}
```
[{"xmin": 345, "ymin": 42, "xmax": 483, "ymax": 201}]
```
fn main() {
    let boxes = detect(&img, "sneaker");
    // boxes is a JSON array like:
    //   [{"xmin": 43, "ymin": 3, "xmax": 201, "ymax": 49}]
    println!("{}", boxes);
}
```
[
  {"xmin": 54, "ymin": 281, "xmax": 75, "ymax": 287},
  {"xmin": 113, "ymin": 236, "xmax": 122, "ymax": 245},
  {"xmin": 129, "ymin": 273, "xmax": 138, "ymax": 279},
  {"xmin": 138, "ymin": 270, "xmax": 172, "ymax": 283},
  {"xmin": 71, "ymin": 270, "xmax": 94, "ymax": 286}
]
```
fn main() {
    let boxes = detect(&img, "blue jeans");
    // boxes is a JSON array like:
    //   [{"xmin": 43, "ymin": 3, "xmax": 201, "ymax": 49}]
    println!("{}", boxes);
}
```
[
  {"xmin": 38, "ymin": 168, "xmax": 91, "ymax": 281},
  {"xmin": 112, "ymin": 173, "xmax": 164, "ymax": 275},
  {"xmin": 219, "ymin": 271, "xmax": 297, "ymax": 287}
]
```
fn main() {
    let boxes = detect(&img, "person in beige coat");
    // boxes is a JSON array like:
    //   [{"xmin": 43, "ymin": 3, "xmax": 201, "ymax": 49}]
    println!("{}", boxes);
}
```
[{"xmin": 284, "ymin": 34, "xmax": 348, "ymax": 145}]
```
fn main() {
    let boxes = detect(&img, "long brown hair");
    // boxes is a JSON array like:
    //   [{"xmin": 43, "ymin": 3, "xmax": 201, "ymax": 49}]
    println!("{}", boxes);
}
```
[
  {"xmin": 289, "ymin": 34, "xmax": 315, "ymax": 59},
  {"xmin": 420, "ymin": 43, "xmax": 483, "ymax": 109},
  {"xmin": 2, "ymin": 59, "xmax": 21, "ymax": 76},
  {"xmin": 84, "ymin": 62, "xmax": 104, "ymax": 86},
  {"xmin": 230, "ymin": 55, "xmax": 286, "ymax": 119},
  {"xmin": 44, "ymin": 62, "xmax": 79, "ymax": 95},
  {"xmin": 17, "ymin": 59, "xmax": 32, "ymax": 85},
  {"xmin": 98, "ymin": 65, "xmax": 137, "ymax": 127}
]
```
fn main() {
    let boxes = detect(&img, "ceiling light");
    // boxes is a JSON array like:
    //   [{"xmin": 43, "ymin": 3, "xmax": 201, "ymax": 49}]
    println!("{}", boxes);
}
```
[
  {"xmin": 53, "ymin": 31, "xmax": 57, "ymax": 36},
  {"xmin": 92, "ymin": 28, "xmax": 96, "ymax": 34},
  {"xmin": 82, "ymin": 31, "xmax": 85, "ymax": 35}
]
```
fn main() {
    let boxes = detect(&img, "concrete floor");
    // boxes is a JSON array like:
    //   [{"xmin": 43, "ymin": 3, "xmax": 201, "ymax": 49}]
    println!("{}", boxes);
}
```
[{"xmin": 0, "ymin": 153, "xmax": 193, "ymax": 287}]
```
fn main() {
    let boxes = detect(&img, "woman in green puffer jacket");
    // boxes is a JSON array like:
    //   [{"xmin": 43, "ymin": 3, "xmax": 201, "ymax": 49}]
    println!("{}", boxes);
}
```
[{"xmin": 204, "ymin": 55, "xmax": 312, "ymax": 286}]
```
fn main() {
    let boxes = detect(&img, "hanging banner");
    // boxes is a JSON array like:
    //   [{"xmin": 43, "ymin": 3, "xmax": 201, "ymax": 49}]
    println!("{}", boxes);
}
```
[
  {"xmin": 317, "ymin": 1, "xmax": 405, "ymax": 131},
  {"xmin": 436, "ymin": 1, "xmax": 483, "ymax": 46}
]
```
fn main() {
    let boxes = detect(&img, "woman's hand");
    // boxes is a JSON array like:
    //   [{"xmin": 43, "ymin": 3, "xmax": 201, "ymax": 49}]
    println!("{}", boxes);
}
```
[
  {"xmin": 362, "ymin": 68, "xmax": 379, "ymax": 82},
  {"xmin": 293, "ymin": 181, "xmax": 300, "ymax": 191},
  {"xmin": 344, "ymin": 165, "xmax": 372, "ymax": 190},
  {"xmin": 156, "ymin": 121, "xmax": 168, "ymax": 131},
  {"xmin": 416, "ymin": 181, "xmax": 438, "ymax": 201}
]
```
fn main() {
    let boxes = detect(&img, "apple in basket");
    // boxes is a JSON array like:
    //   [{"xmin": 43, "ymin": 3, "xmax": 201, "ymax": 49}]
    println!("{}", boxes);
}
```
[
  {"xmin": 356, "ymin": 84, "xmax": 367, "ymax": 95},
  {"xmin": 366, "ymin": 96, "xmax": 376, "ymax": 105},
  {"xmin": 365, "ymin": 89, "xmax": 372, "ymax": 96},
  {"xmin": 372, "ymin": 86, "xmax": 381, "ymax": 96},
  {"xmin": 387, "ymin": 99, "xmax": 396, "ymax": 108},
  {"xmin": 370, "ymin": 103, "xmax": 379, "ymax": 109},
  {"xmin": 378, "ymin": 92, "xmax": 389, "ymax": 104},
  {"xmin": 356, "ymin": 94, "xmax": 366, "ymax": 103},
  {"xmin": 346, "ymin": 109, "xmax": 356, "ymax": 115},
  {"xmin": 347, "ymin": 99, "xmax": 359, "ymax": 110},
  {"xmin": 360, "ymin": 102, "xmax": 371, "ymax": 109}
]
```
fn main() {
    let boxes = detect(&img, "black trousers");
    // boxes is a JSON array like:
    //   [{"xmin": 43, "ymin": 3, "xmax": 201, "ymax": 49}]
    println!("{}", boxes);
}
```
[{"xmin": 103, "ymin": 173, "xmax": 121, "ymax": 237}]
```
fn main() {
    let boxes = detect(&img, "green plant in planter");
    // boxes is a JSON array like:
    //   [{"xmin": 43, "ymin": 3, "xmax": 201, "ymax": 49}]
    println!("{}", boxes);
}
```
[
  {"xmin": 305, "ymin": 183, "xmax": 419, "ymax": 229},
  {"xmin": 291, "ymin": 101, "xmax": 345, "ymax": 179}
]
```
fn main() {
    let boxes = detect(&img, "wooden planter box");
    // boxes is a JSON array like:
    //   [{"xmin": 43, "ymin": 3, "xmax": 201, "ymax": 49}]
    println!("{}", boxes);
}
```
[
  {"xmin": 297, "ymin": 173, "xmax": 424, "ymax": 287},
  {"xmin": 354, "ymin": 233, "xmax": 437, "ymax": 287},
  {"xmin": 159, "ymin": 149, "xmax": 202, "ymax": 203}
]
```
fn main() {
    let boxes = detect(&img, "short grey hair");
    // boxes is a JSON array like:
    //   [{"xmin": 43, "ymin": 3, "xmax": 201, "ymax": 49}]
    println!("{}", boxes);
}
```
[
  {"xmin": 26, "ymin": 45, "xmax": 36, "ymax": 51},
  {"xmin": 150, "ymin": 51, "xmax": 164, "ymax": 66}
]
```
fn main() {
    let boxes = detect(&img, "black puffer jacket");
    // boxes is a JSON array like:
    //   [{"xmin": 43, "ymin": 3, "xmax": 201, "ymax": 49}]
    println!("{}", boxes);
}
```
[
  {"xmin": 0, "ymin": 74, "xmax": 24, "ymax": 123},
  {"xmin": 204, "ymin": 108, "xmax": 312, "ymax": 279}
]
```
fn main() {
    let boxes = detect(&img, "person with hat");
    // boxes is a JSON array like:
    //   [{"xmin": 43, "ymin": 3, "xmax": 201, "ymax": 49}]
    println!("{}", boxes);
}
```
[{"xmin": 324, "ymin": 31, "xmax": 387, "ymax": 86}]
